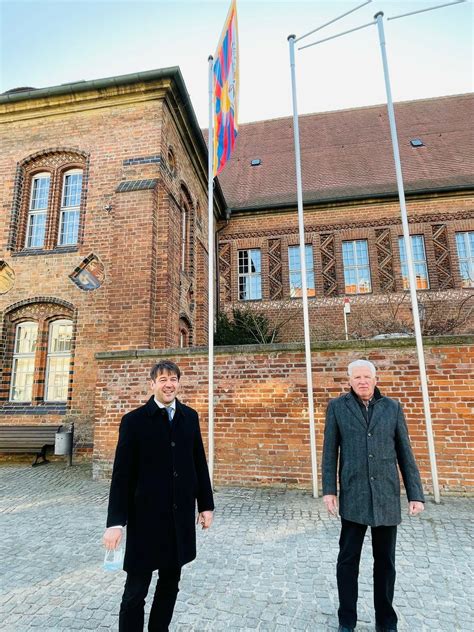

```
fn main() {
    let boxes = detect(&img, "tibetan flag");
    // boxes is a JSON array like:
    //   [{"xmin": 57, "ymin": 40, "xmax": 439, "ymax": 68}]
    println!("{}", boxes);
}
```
[{"xmin": 213, "ymin": 0, "xmax": 239, "ymax": 176}]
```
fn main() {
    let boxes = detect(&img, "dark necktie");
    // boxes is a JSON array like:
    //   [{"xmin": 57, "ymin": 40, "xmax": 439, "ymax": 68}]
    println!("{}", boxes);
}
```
[{"xmin": 165, "ymin": 406, "xmax": 173, "ymax": 425}]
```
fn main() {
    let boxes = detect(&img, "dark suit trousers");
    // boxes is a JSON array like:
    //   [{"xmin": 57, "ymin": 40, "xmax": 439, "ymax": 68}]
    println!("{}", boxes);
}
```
[
  {"xmin": 119, "ymin": 567, "xmax": 181, "ymax": 632},
  {"xmin": 337, "ymin": 518, "xmax": 397, "ymax": 629}
]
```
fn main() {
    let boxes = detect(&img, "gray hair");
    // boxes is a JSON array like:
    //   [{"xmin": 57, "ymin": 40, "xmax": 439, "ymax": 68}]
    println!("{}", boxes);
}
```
[{"xmin": 348, "ymin": 359, "xmax": 376, "ymax": 378}]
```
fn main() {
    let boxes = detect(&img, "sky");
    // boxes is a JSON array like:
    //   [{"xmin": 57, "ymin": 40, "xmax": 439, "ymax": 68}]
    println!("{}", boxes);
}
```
[{"xmin": 0, "ymin": 0, "xmax": 472, "ymax": 127}]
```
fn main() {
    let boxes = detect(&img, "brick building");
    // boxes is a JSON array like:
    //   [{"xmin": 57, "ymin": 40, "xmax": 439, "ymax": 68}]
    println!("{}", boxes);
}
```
[
  {"xmin": 217, "ymin": 93, "xmax": 474, "ymax": 341},
  {"xmin": 0, "ymin": 69, "xmax": 472, "ymax": 489},
  {"xmin": 0, "ymin": 69, "xmax": 226, "ymax": 443}
]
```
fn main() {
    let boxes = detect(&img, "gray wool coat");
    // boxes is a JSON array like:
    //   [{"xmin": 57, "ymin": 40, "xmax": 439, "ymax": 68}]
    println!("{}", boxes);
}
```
[{"xmin": 322, "ymin": 390, "xmax": 424, "ymax": 527}]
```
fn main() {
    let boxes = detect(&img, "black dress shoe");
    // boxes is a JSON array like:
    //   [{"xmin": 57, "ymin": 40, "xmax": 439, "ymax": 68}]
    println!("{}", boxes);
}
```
[
  {"xmin": 375, "ymin": 626, "xmax": 397, "ymax": 632},
  {"xmin": 338, "ymin": 626, "xmax": 355, "ymax": 632}
]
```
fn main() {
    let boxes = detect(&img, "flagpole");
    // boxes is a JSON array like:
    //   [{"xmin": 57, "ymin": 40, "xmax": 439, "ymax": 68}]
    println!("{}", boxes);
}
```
[
  {"xmin": 288, "ymin": 34, "xmax": 319, "ymax": 499},
  {"xmin": 207, "ymin": 54, "xmax": 215, "ymax": 486},
  {"xmin": 374, "ymin": 11, "xmax": 440, "ymax": 503}
]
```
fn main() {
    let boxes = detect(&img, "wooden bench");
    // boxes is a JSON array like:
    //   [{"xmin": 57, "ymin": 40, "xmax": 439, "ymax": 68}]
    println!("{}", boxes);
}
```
[{"xmin": 0, "ymin": 425, "xmax": 69, "ymax": 466}]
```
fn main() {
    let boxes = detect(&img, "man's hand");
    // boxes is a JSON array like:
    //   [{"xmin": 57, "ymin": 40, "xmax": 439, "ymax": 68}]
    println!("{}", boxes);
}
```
[
  {"xmin": 197, "ymin": 510, "xmax": 213, "ymax": 529},
  {"xmin": 408, "ymin": 501, "xmax": 424, "ymax": 516},
  {"xmin": 323, "ymin": 494, "xmax": 338, "ymax": 517},
  {"xmin": 103, "ymin": 527, "xmax": 123, "ymax": 550}
]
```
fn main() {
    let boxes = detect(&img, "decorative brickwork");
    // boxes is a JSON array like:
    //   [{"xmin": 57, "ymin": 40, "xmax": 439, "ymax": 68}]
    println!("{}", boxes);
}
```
[
  {"xmin": 375, "ymin": 227, "xmax": 395, "ymax": 292},
  {"xmin": 220, "ymin": 210, "xmax": 473, "ymax": 241},
  {"xmin": 218, "ymin": 242, "xmax": 232, "ymax": 303},
  {"xmin": 432, "ymin": 224, "xmax": 455, "ymax": 290},
  {"xmin": 268, "ymin": 238, "xmax": 283, "ymax": 300},
  {"xmin": 320, "ymin": 232, "xmax": 338, "ymax": 296}
]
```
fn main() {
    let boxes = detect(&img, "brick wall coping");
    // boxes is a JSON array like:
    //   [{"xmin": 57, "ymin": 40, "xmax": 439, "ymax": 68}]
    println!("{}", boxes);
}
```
[{"xmin": 95, "ymin": 335, "xmax": 474, "ymax": 361}]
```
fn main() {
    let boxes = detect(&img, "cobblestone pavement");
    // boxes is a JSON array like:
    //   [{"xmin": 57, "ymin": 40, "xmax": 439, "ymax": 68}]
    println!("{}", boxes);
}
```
[{"xmin": 0, "ymin": 462, "xmax": 472, "ymax": 632}]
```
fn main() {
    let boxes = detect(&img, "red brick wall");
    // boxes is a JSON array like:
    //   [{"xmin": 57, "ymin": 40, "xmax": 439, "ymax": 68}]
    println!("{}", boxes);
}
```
[{"xmin": 93, "ymin": 338, "xmax": 474, "ymax": 495}]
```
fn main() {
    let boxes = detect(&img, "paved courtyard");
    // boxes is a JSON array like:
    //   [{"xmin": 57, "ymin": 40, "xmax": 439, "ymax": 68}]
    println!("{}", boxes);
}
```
[{"xmin": 0, "ymin": 462, "xmax": 472, "ymax": 632}]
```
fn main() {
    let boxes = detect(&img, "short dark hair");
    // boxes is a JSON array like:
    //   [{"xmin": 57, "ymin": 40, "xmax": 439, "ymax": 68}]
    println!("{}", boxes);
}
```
[{"xmin": 150, "ymin": 360, "xmax": 181, "ymax": 381}]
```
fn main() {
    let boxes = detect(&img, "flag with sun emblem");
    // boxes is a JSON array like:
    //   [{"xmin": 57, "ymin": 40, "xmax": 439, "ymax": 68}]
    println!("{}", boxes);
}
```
[{"xmin": 213, "ymin": 0, "xmax": 239, "ymax": 176}]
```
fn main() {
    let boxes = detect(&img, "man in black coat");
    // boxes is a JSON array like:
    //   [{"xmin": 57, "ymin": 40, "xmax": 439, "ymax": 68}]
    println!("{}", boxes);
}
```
[
  {"xmin": 103, "ymin": 360, "xmax": 214, "ymax": 632},
  {"xmin": 322, "ymin": 359, "xmax": 425, "ymax": 632}
]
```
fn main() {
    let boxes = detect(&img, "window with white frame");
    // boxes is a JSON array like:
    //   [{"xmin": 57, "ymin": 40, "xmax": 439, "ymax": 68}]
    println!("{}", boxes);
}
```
[
  {"xmin": 342, "ymin": 240, "xmax": 372, "ymax": 294},
  {"xmin": 10, "ymin": 322, "xmax": 38, "ymax": 402},
  {"xmin": 26, "ymin": 173, "xmax": 50, "ymax": 248},
  {"xmin": 58, "ymin": 169, "xmax": 82, "ymax": 245},
  {"xmin": 238, "ymin": 249, "xmax": 262, "ymax": 300},
  {"xmin": 45, "ymin": 320, "xmax": 73, "ymax": 402},
  {"xmin": 288, "ymin": 244, "xmax": 315, "ymax": 297},
  {"xmin": 398, "ymin": 235, "xmax": 430, "ymax": 290},
  {"xmin": 455, "ymin": 231, "xmax": 474, "ymax": 288}
]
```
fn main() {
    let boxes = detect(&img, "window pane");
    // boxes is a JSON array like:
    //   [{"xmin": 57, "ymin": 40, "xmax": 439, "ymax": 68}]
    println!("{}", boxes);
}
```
[
  {"xmin": 398, "ymin": 235, "xmax": 429, "ymax": 290},
  {"xmin": 10, "ymin": 357, "xmax": 35, "ymax": 401},
  {"xmin": 238, "ymin": 249, "xmax": 262, "ymax": 300},
  {"xmin": 357, "ymin": 267, "xmax": 371, "ymax": 293},
  {"xmin": 45, "ymin": 356, "xmax": 70, "ymax": 401},
  {"xmin": 49, "ymin": 321, "xmax": 73, "ymax": 353},
  {"xmin": 45, "ymin": 320, "xmax": 72, "ymax": 402},
  {"xmin": 238, "ymin": 250, "xmax": 249, "ymax": 274},
  {"xmin": 239, "ymin": 275, "xmax": 249, "ymax": 300},
  {"xmin": 62, "ymin": 172, "xmax": 82, "ymax": 207},
  {"xmin": 26, "ymin": 211, "xmax": 46, "ymax": 248},
  {"xmin": 455, "ymin": 231, "xmax": 474, "ymax": 288},
  {"xmin": 58, "ymin": 209, "xmax": 80, "ymax": 245},
  {"xmin": 288, "ymin": 245, "xmax": 315, "ymax": 296},
  {"xmin": 342, "ymin": 242, "xmax": 354, "ymax": 265},
  {"xmin": 343, "ymin": 240, "xmax": 371, "ymax": 294},
  {"xmin": 344, "ymin": 268, "xmax": 357, "ymax": 294},
  {"xmin": 249, "ymin": 249, "xmax": 261, "ymax": 273},
  {"xmin": 14, "ymin": 322, "xmax": 38, "ymax": 354},
  {"xmin": 30, "ymin": 175, "xmax": 50, "ymax": 210},
  {"xmin": 10, "ymin": 322, "xmax": 38, "ymax": 402}
]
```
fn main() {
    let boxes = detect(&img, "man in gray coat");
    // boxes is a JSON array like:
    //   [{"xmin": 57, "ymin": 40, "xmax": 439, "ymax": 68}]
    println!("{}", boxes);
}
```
[{"xmin": 322, "ymin": 359, "xmax": 425, "ymax": 632}]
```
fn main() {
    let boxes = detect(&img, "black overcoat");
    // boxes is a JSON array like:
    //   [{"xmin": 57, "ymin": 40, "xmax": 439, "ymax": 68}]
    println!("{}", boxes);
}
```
[
  {"xmin": 106, "ymin": 396, "xmax": 214, "ymax": 573},
  {"xmin": 322, "ymin": 390, "xmax": 424, "ymax": 527}
]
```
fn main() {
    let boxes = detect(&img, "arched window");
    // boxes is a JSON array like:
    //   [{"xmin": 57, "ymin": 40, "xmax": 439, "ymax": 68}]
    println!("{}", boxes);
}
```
[
  {"xmin": 58, "ymin": 169, "xmax": 83, "ymax": 246},
  {"xmin": 45, "ymin": 320, "xmax": 73, "ymax": 401},
  {"xmin": 2, "ymin": 302, "xmax": 75, "ymax": 406},
  {"xmin": 10, "ymin": 149, "xmax": 87, "ymax": 253},
  {"xmin": 26, "ymin": 173, "xmax": 50, "ymax": 248},
  {"xmin": 10, "ymin": 321, "xmax": 38, "ymax": 401}
]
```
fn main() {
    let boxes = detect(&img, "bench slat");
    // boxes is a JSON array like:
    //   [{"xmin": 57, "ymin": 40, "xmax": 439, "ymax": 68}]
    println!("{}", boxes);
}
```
[{"xmin": 0, "ymin": 426, "xmax": 61, "ymax": 453}]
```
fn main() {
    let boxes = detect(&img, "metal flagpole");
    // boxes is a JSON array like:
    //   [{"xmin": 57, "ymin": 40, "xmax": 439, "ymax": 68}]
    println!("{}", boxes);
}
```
[
  {"xmin": 374, "ymin": 11, "xmax": 440, "ymax": 503},
  {"xmin": 288, "ymin": 35, "xmax": 318, "ymax": 498},
  {"xmin": 207, "ymin": 55, "xmax": 215, "ymax": 486}
]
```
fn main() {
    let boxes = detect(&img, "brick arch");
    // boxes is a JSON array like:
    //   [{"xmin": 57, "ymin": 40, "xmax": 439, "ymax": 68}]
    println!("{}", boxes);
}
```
[
  {"xmin": 18, "ymin": 147, "xmax": 89, "ymax": 167},
  {"xmin": 179, "ymin": 181, "xmax": 194, "ymax": 209},
  {"xmin": 3, "ymin": 296, "xmax": 76, "ymax": 319}
]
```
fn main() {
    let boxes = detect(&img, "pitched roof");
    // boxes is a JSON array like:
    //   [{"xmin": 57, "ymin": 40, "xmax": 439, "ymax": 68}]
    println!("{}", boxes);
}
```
[{"xmin": 217, "ymin": 93, "xmax": 474, "ymax": 210}]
